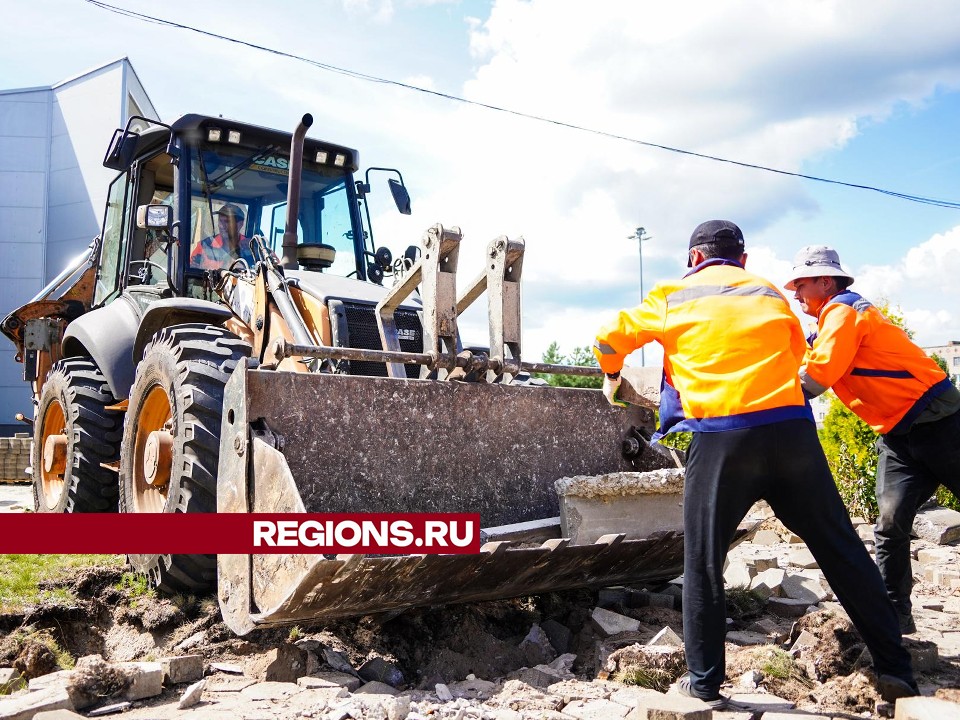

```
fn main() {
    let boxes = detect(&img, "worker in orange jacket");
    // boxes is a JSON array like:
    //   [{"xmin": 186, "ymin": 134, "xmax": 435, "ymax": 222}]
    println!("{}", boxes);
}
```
[
  {"xmin": 786, "ymin": 245, "xmax": 960, "ymax": 635},
  {"xmin": 595, "ymin": 221, "xmax": 915, "ymax": 708}
]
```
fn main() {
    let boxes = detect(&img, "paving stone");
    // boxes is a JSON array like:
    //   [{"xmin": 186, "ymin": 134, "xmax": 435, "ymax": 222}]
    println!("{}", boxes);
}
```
[
  {"xmin": 649, "ymin": 626, "xmax": 683, "ymax": 647},
  {"xmin": 752, "ymin": 529, "xmax": 781, "ymax": 545},
  {"xmin": 727, "ymin": 692, "xmax": 794, "ymax": 712},
  {"xmin": 519, "ymin": 623, "xmax": 556, "ymax": 666},
  {"xmin": 723, "ymin": 561, "xmax": 754, "ymax": 588},
  {"xmin": 209, "ymin": 662, "xmax": 245, "ymax": 674},
  {"xmin": 725, "ymin": 631, "xmax": 771, "ymax": 646},
  {"xmin": 857, "ymin": 524, "xmax": 875, "ymax": 542},
  {"xmin": 746, "ymin": 617, "xmax": 789, "ymax": 642},
  {"xmin": 917, "ymin": 547, "xmax": 956, "ymax": 566},
  {"xmin": 297, "ymin": 671, "xmax": 361, "ymax": 692},
  {"xmin": 118, "ymin": 662, "xmax": 163, "ymax": 701},
  {"xmin": 786, "ymin": 533, "xmax": 804, "ymax": 544},
  {"xmin": 748, "ymin": 556, "xmax": 780, "ymax": 572},
  {"xmin": 767, "ymin": 596, "xmax": 814, "ymax": 618},
  {"xmin": 608, "ymin": 686, "xmax": 663, "ymax": 708},
  {"xmin": 913, "ymin": 506, "xmax": 960, "ymax": 544},
  {"xmin": 712, "ymin": 712, "xmax": 753, "ymax": 720},
  {"xmin": 28, "ymin": 672, "xmax": 75, "ymax": 693},
  {"xmin": 322, "ymin": 648, "xmax": 357, "ymax": 676},
  {"xmin": 894, "ymin": 696, "xmax": 960, "ymax": 719},
  {"xmin": 542, "ymin": 618, "xmax": 573, "ymax": 654},
  {"xmin": 87, "ymin": 702, "xmax": 133, "ymax": 717},
  {"xmin": 32, "ymin": 711, "xmax": 85, "ymax": 720},
  {"xmin": 0, "ymin": 686, "xmax": 74, "ymax": 720},
  {"xmin": 628, "ymin": 692, "xmax": 711, "ymax": 718},
  {"xmin": 161, "ymin": 654, "xmax": 204, "ymax": 685},
  {"xmin": 750, "ymin": 568, "xmax": 786, "ymax": 596},
  {"xmin": 0, "ymin": 669, "xmax": 23, "ymax": 694},
  {"xmin": 563, "ymin": 697, "xmax": 631, "ymax": 719},
  {"xmin": 779, "ymin": 573, "xmax": 828, "ymax": 603},
  {"xmin": 592, "ymin": 607, "xmax": 642, "ymax": 636},
  {"xmin": 787, "ymin": 547, "xmax": 819, "ymax": 569},
  {"xmin": 761, "ymin": 714, "xmax": 830, "ymax": 720}
]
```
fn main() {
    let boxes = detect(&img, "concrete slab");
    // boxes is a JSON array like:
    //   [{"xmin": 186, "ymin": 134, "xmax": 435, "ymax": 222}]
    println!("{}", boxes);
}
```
[{"xmin": 557, "ymin": 470, "xmax": 684, "ymax": 545}]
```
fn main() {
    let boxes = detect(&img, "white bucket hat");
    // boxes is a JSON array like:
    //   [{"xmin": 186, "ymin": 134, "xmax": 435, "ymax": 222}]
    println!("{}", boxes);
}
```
[{"xmin": 784, "ymin": 245, "xmax": 855, "ymax": 291}]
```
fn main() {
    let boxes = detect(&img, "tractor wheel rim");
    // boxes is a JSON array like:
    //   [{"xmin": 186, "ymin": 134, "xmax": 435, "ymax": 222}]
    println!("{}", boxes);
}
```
[
  {"xmin": 39, "ymin": 401, "xmax": 67, "ymax": 509},
  {"xmin": 133, "ymin": 385, "xmax": 173, "ymax": 513}
]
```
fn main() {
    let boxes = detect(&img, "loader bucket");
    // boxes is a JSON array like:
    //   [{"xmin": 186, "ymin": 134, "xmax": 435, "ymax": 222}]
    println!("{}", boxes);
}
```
[{"xmin": 217, "ymin": 360, "xmax": 692, "ymax": 634}]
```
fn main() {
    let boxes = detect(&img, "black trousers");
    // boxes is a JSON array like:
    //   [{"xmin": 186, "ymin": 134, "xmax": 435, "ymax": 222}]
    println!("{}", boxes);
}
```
[
  {"xmin": 682, "ymin": 419, "xmax": 912, "ymax": 698},
  {"xmin": 876, "ymin": 409, "xmax": 960, "ymax": 614}
]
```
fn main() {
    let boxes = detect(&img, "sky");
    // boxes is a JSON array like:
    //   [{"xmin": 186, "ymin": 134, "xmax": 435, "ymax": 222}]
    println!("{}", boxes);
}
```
[{"xmin": 3, "ymin": 0, "xmax": 960, "ymax": 367}]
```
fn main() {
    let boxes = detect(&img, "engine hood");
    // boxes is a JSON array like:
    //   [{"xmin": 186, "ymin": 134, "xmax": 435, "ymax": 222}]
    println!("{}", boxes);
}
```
[{"xmin": 287, "ymin": 270, "xmax": 421, "ymax": 311}]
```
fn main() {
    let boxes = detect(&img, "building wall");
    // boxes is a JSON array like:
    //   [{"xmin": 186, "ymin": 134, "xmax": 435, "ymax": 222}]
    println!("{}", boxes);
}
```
[
  {"xmin": 922, "ymin": 341, "xmax": 960, "ymax": 379},
  {"xmin": 0, "ymin": 60, "xmax": 157, "ymax": 432}
]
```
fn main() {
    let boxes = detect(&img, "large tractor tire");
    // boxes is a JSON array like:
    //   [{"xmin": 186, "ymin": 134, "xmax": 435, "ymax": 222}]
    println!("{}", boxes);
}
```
[
  {"xmin": 119, "ymin": 323, "xmax": 250, "ymax": 593},
  {"xmin": 33, "ymin": 358, "xmax": 122, "ymax": 512}
]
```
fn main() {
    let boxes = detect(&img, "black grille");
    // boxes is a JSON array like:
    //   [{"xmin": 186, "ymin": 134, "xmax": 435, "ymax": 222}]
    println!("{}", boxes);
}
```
[{"xmin": 341, "ymin": 302, "xmax": 423, "ymax": 378}]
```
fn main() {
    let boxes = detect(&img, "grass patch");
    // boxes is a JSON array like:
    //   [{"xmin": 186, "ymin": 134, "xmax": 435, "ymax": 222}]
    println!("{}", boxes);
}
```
[
  {"xmin": 3, "ymin": 626, "xmax": 76, "ymax": 673},
  {"xmin": 115, "ymin": 571, "xmax": 153, "ymax": 599},
  {"xmin": 760, "ymin": 647, "xmax": 800, "ymax": 680},
  {"xmin": 726, "ymin": 585, "xmax": 766, "ymax": 620},
  {"xmin": 614, "ymin": 665, "xmax": 681, "ymax": 692},
  {"xmin": 0, "ymin": 554, "xmax": 125, "ymax": 613}
]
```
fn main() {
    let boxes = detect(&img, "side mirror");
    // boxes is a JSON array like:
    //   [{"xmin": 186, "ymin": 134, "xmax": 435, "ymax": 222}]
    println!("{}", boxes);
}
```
[
  {"xmin": 388, "ymin": 178, "xmax": 412, "ymax": 215},
  {"xmin": 137, "ymin": 204, "xmax": 173, "ymax": 230},
  {"xmin": 103, "ymin": 128, "xmax": 140, "ymax": 171}
]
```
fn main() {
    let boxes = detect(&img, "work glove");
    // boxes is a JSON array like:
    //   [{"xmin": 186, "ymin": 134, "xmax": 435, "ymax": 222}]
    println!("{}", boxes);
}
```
[{"xmin": 602, "ymin": 372, "xmax": 628, "ymax": 408}]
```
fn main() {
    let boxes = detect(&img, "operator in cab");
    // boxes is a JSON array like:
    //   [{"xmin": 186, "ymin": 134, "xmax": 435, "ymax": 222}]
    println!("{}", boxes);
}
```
[{"xmin": 191, "ymin": 203, "xmax": 255, "ymax": 270}]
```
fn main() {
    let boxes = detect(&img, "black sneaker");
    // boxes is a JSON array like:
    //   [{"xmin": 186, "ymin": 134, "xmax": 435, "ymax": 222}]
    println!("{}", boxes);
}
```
[
  {"xmin": 898, "ymin": 612, "xmax": 917, "ymax": 634},
  {"xmin": 675, "ymin": 673, "xmax": 730, "ymax": 710},
  {"xmin": 877, "ymin": 674, "xmax": 919, "ymax": 702}
]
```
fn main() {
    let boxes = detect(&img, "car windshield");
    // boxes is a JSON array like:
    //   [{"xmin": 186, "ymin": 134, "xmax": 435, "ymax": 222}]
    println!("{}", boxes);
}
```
[{"xmin": 187, "ymin": 143, "xmax": 358, "ymax": 277}]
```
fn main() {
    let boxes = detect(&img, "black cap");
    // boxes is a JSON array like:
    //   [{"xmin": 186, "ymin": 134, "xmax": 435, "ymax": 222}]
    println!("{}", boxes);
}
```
[{"xmin": 688, "ymin": 220, "xmax": 745, "ymax": 266}]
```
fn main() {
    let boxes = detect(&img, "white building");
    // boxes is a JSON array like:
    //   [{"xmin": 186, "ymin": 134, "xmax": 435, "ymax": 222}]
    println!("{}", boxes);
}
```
[
  {"xmin": 922, "ymin": 340, "xmax": 960, "ymax": 380},
  {"xmin": 0, "ymin": 59, "xmax": 157, "ymax": 434}
]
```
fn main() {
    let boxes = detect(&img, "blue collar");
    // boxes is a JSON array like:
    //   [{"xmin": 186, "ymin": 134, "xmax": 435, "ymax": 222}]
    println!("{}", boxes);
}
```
[{"xmin": 683, "ymin": 257, "xmax": 744, "ymax": 278}]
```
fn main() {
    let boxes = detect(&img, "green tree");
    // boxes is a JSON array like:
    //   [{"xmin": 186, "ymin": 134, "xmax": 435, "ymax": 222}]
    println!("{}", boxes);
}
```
[
  {"xmin": 536, "ymin": 341, "xmax": 602, "ymax": 388},
  {"xmin": 819, "ymin": 302, "xmax": 959, "ymax": 517}
]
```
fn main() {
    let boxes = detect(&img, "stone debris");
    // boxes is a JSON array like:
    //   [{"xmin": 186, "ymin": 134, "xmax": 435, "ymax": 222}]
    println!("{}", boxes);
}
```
[
  {"xmin": 591, "ymin": 607, "xmax": 641, "ymax": 636},
  {"xmin": 357, "ymin": 656, "xmax": 405, "ymax": 688},
  {"xmin": 160, "ymin": 654, "xmax": 204, "ymax": 685},
  {"xmin": 894, "ymin": 695, "xmax": 960, "ymax": 719},
  {"xmin": 2, "ymin": 503, "xmax": 959, "ymax": 720},
  {"xmin": 85, "ymin": 701, "xmax": 131, "ymax": 716},
  {"xmin": 177, "ymin": 678, "xmax": 206, "ymax": 709},
  {"xmin": 913, "ymin": 506, "xmax": 960, "ymax": 545}
]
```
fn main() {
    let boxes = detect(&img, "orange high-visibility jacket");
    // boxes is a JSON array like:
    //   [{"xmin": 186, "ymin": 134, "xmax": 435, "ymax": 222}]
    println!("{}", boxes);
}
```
[
  {"xmin": 801, "ymin": 291, "xmax": 951, "ymax": 434},
  {"xmin": 594, "ymin": 260, "xmax": 811, "ymax": 437}
]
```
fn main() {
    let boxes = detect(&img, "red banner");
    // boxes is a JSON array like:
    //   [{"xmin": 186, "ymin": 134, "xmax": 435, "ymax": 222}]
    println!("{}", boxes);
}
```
[{"xmin": 0, "ymin": 513, "xmax": 481, "ymax": 554}]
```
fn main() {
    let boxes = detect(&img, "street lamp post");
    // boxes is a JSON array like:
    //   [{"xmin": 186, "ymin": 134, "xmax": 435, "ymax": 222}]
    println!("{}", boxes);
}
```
[{"xmin": 628, "ymin": 226, "xmax": 652, "ymax": 365}]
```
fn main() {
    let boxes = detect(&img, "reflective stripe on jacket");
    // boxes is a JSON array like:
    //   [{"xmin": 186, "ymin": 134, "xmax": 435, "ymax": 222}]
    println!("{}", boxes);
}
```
[
  {"xmin": 594, "ymin": 259, "xmax": 812, "ymax": 438},
  {"xmin": 801, "ymin": 291, "xmax": 951, "ymax": 434}
]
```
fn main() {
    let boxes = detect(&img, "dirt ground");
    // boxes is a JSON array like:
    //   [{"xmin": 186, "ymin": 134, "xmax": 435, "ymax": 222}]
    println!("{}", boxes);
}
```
[{"xmin": 1, "ymin": 497, "xmax": 959, "ymax": 719}]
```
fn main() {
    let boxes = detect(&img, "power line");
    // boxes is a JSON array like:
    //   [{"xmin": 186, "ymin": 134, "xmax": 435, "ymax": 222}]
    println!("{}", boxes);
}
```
[{"xmin": 85, "ymin": 0, "xmax": 960, "ymax": 211}]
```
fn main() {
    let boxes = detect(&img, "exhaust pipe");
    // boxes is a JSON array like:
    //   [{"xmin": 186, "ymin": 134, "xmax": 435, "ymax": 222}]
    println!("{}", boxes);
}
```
[{"xmin": 281, "ymin": 113, "xmax": 313, "ymax": 269}]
